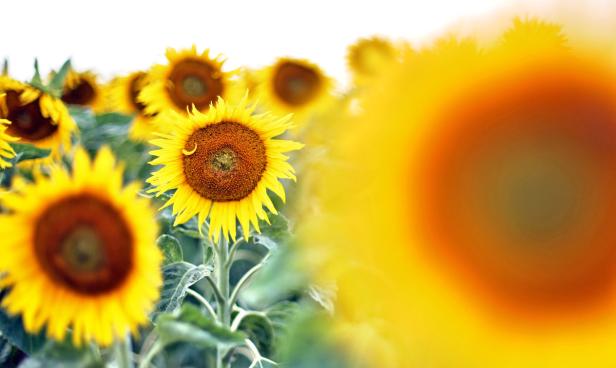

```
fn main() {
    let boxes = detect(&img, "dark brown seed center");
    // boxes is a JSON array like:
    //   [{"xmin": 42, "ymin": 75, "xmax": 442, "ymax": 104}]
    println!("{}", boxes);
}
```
[
  {"xmin": 273, "ymin": 61, "xmax": 321, "ymax": 106},
  {"xmin": 3, "ymin": 91, "xmax": 58, "ymax": 141},
  {"xmin": 34, "ymin": 194, "xmax": 133, "ymax": 295},
  {"xmin": 62, "ymin": 79, "xmax": 96, "ymax": 106}
]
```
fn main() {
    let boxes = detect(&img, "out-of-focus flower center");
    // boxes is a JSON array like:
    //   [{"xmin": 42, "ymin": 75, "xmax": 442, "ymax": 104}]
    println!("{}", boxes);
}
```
[
  {"xmin": 34, "ymin": 194, "xmax": 133, "ymax": 294},
  {"xmin": 273, "ymin": 61, "xmax": 321, "ymax": 106},
  {"xmin": 417, "ymin": 61, "xmax": 616, "ymax": 314},
  {"xmin": 3, "ymin": 90, "xmax": 58, "ymax": 141},
  {"xmin": 168, "ymin": 59, "xmax": 223, "ymax": 111},
  {"xmin": 62, "ymin": 78, "xmax": 96, "ymax": 106}
]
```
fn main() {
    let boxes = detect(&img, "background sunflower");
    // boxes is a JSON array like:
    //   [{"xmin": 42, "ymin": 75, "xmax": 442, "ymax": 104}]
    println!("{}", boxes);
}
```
[{"xmin": 0, "ymin": 147, "xmax": 162, "ymax": 347}]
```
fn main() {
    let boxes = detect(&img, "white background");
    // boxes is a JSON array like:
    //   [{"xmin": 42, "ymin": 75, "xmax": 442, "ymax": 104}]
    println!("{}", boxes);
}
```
[{"xmin": 1, "ymin": 0, "xmax": 613, "ymax": 86}]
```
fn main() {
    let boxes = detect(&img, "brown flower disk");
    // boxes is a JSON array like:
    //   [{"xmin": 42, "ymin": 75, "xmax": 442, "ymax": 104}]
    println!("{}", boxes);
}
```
[
  {"xmin": 3, "ymin": 90, "xmax": 58, "ymax": 141},
  {"xmin": 183, "ymin": 122, "xmax": 267, "ymax": 201},
  {"xmin": 62, "ymin": 78, "xmax": 96, "ymax": 106},
  {"xmin": 168, "ymin": 59, "xmax": 223, "ymax": 111},
  {"xmin": 273, "ymin": 61, "xmax": 321, "ymax": 106},
  {"xmin": 33, "ymin": 195, "xmax": 133, "ymax": 295}
]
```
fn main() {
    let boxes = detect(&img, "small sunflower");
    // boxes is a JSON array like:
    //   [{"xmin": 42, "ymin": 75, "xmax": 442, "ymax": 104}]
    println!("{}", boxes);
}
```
[
  {"xmin": 0, "ymin": 118, "xmax": 18, "ymax": 168},
  {"xmin": 0, "ymin": 76, "xmax": 76, "ymax": 160},
  {"xmin": 108, "ymin": 71, "xmax": 156, "ymax": 140},
  {"xmin": 139, "ymin": 46, "xmax": 237, "ymax": 116},
  {"xmin": 347, "ymin": 36, "xmax": 399, "ymax": 86},
  {"xmin": 60, "ymin": 70, "xmax": 106, "ymax": 112},
  {"xmin": 255, "ymin": 58, "xmax": 334, "ymax": 126},
  {"xmin": 0, "ymin": 146, "xmax": 162, "ymax": 346},
  {"xmin": 148, "ymin": 96, "xmax": 302, "ymax": 242},
  {"xmin": 305, "ymin": 17, "xmax": 616, "ymax": 367}
]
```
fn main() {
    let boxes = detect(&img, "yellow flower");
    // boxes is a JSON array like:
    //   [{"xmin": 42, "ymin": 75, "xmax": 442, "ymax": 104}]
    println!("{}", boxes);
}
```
[
  {"xmin": 255, "ymin": 58, "xmax": 335, "ymax": 127},
  {"xmin": 107, "ymin": 71, "xmax": 156, "ymax": 141},
  {"xmin": 60, "ymin": 70, "xmax": 106, "ymax": 112},
  {"xmin": 0, "ymin": 77, "xmax": 76, "ymax": 160},
  {"xmin": 0, "ymin": 118, "xmax": 17, "ymax": 168},
  {"xmin": 346, "ymin": 36, "xmax": 399, "ymax": 86},
  {"xmin": 148, "ymin": 96, "xmax": 302, "ymax": 242},
  {"xmin": 0, "ymin": 146, "xmax": 162, "ymax": 347},
  {"xmin": 304, "ymin": 18, "xmax": 616, "ymax": 367},
  {"xmin": 139, "ymin": 46, "xmax": 238, "ymax": 116}
]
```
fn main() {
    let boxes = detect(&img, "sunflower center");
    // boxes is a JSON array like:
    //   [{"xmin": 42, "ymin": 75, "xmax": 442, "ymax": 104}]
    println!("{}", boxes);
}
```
[
  {"xmin": 211, "ymin": 148, "xmax": 237, "ymax": 172},
  {"xmin": 3, "ymin": 91, "xmax": 58, "ymax": 141},
  {"xmin": 182, "ymin": 75, "xmax": 207, "ymax": 97},
  {"xmin": 60, "ymin": 225, "xmax": 105, "ymax": 273},
  {"xmin": 183, "ymin": 122, "xmax": 267, "ymax": 201},
  {"xmin": 419, "ymin": 62, "xmax": 616, "ymax": 312},
  {"xmin": 273, "ymin": 61, "xmax": 321, "ymax": 106},
  {"xmin": 62, "ymin": 79, "xmax": 96, "ymax": 106},
  {"xmin": 129, "ymin": 72, "xmax": 148, "ymax": 113},
  {"xmin": 168, "ymin": 59, "xmax": 223, "ymax": 111},
  {"xmin": 34, "ymin": 194, "xmax": 133, "ymax": 295}
]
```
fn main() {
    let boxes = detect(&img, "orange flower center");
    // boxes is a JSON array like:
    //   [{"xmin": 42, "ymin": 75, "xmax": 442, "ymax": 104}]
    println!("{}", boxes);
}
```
[
  {"xmin": 273, "ymin": 61, "xmax": 321, "ymax": 106},
  {"xmin": 183, "ymin": 122, "xmax": 267, "ymax": 201},
  {"xmin": 417, "ymin": 60, "xmax": 616, "ymax": 316},
  {"xmin": 34, "ymin": 194, "xmax": 133, "ymax": 294},
  {"xmin": 168, "ymin": 59, "xmax": 223, "ymax": 111}
]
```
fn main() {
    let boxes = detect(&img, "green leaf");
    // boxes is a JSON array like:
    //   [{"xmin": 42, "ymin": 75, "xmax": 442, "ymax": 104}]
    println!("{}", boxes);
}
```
[
  {"xmin": 10, "ymin": 143, "xmax": 51, "ymax": 163},
  {"xmin": 30, "ymin": 59, "xmax": 43, "ymax": 87},
  {"xmin": 94, "ymin": 112, "xmax": 133, "ymax": 126},
  {"xmin": 237, "ymin": 314, "xmax": 274, "ymax": 358},
  {"xmin": 17, "ymin": 339, "xmax": 102, "ymax": 368},
  {"xmin": 260, "ymin": 213, "xmax": 291, "ymax": 244},
  {"xmin": 241, "ymin": 245, "xmax": 307, "ymax": 308},
  {"xmin": 48, "ymin": 59, "xmax": 71, "ymax": 97},
  {"xmin": 0, "ymin": 307, "xmax": 46, "ymax": 355},
  {"xmin": 157, "ymin": 234, "xmax": 183, "ymax": 265},
  {"xmin": 153, "ymin": 262, "xmax": 212, "ymax": 320},
  {"xmin": 2, "ymin": 59, "xmax": 8, "ymax": 76},
  {"xmin": 157, "ymin": 304, "xmax": 245, "ymax": 349},
  {"xmin": 69, "ymin": 106, "xmax": 96, "ymax": 129}
]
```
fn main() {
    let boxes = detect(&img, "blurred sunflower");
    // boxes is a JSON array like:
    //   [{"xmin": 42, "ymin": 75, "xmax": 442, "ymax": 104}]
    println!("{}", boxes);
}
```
[
  {"xmin": 108, "ymin": 71, "xmax": 156, "ymax": 140},
  {"xmin": 148, "ymin": 96, "xmax": 302, "ymax": 242},
  {"xmin": 0, "ymin": 118, "xmax": 17, "ymax": 168},
  {"xmin": 256, "ymin": 58, "xmax": 334, "ymax": 127},
  {"xmin": 305, "ymin": 18, "xmax": 616, "ymax": 367},
  {"xmin": 0, "ymin": 147, "xmax": 161, "ymax": 346},
  {"xmin": 346, "ymin": 36, "xmax": 399, "ymax": 86},
  {"xmin": 60, "ymin": 70, "xmax": 106, "ymax": 111},
  {"xmin": 139, "ymin": 46, "xmax": 237, "ymax": 116},
  {"xmin": 0, "ymin": 76, "xmax": 76, "ymax": 160}
]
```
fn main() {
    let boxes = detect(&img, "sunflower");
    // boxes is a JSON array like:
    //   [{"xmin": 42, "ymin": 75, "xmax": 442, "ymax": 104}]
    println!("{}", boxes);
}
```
[
  {"xmin": 148, "ymin": 96, "xmax": 302, "ymax": 242},
  {"xmin": 60, "ymin": 70, "xmax": 106, "ymax": 112},
  {"xmin": 303, "ymin": 17, "xmax": 616, "ymax": 367},
  {"xmin": 346, "ymin": 36, "xmax": 399, "ymax": 86},
  {"xmin": 107, "ymin": 71, "xmax": 157, "ymax": 140},
  {"xmin": 0, "ymin": 118, "xmax": 17, "ymax": 168},
  {"xmin": 0, "ymin": 146, "xmax": 162, "ymax": 346},
  {"xmin": 255, "ymin": 58, "xmax": 334, "ymax": 127},
  {"xmin": 139, "ymin": 46, "xmax": 237, "ymax": 116},
  {"xmin": 0, "ymin": 76, "xmax": 76, "ymax": 160}
]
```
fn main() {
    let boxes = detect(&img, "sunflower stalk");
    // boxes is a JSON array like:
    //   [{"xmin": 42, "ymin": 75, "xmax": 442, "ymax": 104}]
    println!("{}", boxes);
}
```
[{"xmin": 114, "ymin": 334, "xmax": 134, "ymax": 368}]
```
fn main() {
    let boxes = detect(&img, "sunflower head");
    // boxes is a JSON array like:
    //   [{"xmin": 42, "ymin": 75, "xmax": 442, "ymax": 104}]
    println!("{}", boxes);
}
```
[
  {"xmin": 139, "ymin": 46, "xmax": 238, "ymax": 116},
  {"xmin": 305, "ymin": 17, "xmax": 616, "ymax": 367},
  {"xmin": 0, "ymin": 146, "xmax": 162, "ymax": 347},
  {"xmin": 148, "ymin": 96, "xmax": 303, "ymax": 242},
  {"xmin": 347, "ymin": 36, "xmax": 399, "ymax": 85},
  {"xmin": 0, "ymin": 76, "xmax": 76, "ymax": 160},
  {"xmin": 108, "ymin": 71, "xmax": 157, "ymax": 140},
  {"xmin": 60, "ymin": 70, "xmax": 106, "ymax": 111},
  {"xmin": 256, "ymin": 58, "xmax": 334, "ymax": 126}
]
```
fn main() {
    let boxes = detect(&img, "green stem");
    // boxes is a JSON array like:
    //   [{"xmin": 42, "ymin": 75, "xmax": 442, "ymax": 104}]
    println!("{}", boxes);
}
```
[
  {"xmin": 215, "ymin": 235, "xmax": 232, "ymax": 368},
  {"xmin": 115, "ymin": 334, "xmax": 134, "ymax": 368},
  {"xmin": 138, "ymin": 341, "xmax": 163, "ymax": 368}
]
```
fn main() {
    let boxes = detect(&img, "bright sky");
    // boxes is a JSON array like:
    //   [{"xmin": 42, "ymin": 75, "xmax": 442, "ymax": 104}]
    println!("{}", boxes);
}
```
[{"xmin": 2, "ymin": 0, "xmax": 610, "ymax": 85}]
